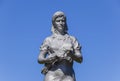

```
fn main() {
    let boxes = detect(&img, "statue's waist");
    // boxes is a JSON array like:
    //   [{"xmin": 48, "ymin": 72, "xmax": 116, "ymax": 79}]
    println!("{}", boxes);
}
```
[
  {"xmin": 53, "ymin": 59, "xmax": 73, "ymax": 67},
  {"xmin": 50, "ymin": 61, "xmax": 74, "ymax": 72}
]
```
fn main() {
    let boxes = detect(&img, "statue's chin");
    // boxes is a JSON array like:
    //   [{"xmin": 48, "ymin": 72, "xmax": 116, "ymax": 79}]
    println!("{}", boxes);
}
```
[{"xmin": 57, "ymin": 29, "xmax": 65, "ymax": 34}]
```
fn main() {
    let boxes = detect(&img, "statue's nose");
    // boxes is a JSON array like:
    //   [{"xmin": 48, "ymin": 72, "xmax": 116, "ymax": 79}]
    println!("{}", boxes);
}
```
[{"xmin": 60, "ymin": 21, "xmax": 63, "ymax": 24}]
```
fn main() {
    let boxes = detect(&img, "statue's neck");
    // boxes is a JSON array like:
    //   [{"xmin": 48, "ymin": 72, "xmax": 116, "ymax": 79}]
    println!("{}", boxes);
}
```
[{"xmin": 55, "ymin": 30, "xmax": 66, "ymax": 35}]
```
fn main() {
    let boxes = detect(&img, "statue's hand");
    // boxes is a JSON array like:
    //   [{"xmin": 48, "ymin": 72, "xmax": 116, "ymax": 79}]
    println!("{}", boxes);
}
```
[
  {"xmin": 61, "ymin": 46, "xmax": 73, "ymax": 57},
  {"xmin": 46, "ymin": 55, "xmax": 58, "ymax": 63},
  {"xmin": 66, "ymin": 50, "xmax": 73, "ymax": 56}
]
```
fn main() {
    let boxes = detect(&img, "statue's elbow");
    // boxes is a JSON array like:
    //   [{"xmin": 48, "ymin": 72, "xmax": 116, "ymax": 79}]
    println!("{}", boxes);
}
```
[
  {"xmin": 79, "ymin": 56, "xmax": 83, "ymax": 63},
  {"xmin": 38, "ymin": 57, "xmax": 44, "ymax": 64},
  {"xmin": 77, "ymin": 56, "xmax": 83, "ymax": 63}
]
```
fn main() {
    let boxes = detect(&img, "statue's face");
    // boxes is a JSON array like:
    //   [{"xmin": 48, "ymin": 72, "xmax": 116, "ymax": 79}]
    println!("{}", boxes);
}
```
[{"xmin": 54, "ymin": 16, "xmax": 65, "ymax": 33}]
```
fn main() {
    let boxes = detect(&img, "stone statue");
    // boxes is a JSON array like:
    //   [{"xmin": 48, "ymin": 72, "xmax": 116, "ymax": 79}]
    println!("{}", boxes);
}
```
[{"xmin": 38, "ymin": 11, "xmax": 83, "ymax": 81}]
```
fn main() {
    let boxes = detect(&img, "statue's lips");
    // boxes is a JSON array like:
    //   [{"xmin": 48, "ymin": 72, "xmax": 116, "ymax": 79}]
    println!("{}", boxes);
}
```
[{"xmin": 57, "ymin": 26, "xmax": 64, "ymax": 29}]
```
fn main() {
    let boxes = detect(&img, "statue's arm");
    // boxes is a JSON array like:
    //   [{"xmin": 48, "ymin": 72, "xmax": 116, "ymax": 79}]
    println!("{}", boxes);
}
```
[
  {"xmin": 69, "ymin": 36, "xmax": 83, "ymax": 63},
  {"xmin": 38, "ymin": 37, "xmax": 55, "ymax": 64},
  {"xmin": 38, "ymin": 50, "xmax": 57, "ymax": 64},
  {"xmin": 38, "ymin": 50, "xmax": 47, "ymax": 64},
  {"xmin": 70, "ymin": 48, "xmax": 83, "ymax": 63}
]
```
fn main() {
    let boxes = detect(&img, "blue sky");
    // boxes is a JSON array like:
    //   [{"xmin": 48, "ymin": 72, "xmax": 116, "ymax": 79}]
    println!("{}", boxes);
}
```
[{"xmin": 0, "ymin": 0, "xmax": 120, "ymax": 81}]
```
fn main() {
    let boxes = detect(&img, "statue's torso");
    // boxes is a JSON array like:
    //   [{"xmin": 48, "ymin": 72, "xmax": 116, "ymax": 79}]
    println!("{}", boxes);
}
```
[
  {"xmin": 48, "ymin": 34, "xmax": 74, "ymax": 59},
  {"xmin": 41, "ymin": 34, "xmax": 78, "ymax": 81}
]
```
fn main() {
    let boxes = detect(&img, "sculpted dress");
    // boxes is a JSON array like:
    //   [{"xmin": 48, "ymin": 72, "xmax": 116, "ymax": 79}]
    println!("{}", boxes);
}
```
[{"xmin": 40, "ymin": 33, "xmax": 82, "ymax": 81}]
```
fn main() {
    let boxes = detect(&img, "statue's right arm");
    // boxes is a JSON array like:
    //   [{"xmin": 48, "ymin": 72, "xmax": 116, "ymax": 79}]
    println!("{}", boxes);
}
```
[
  {"xmin": 38, "ymin": 37, "xmax": 56, "ymax": 64},
  {"xmin": 38, "ymin": 50, "xmax": 48, "ymax": 64},
  {"xmin": 38, "ymin": 50, "xmax": 56, "ymax": 64}
]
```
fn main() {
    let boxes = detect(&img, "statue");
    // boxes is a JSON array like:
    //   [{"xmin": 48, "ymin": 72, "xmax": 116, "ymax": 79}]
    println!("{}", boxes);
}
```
[{"xmin": 38, "ymin": 11, "xmax": 83, "ymax": 81}]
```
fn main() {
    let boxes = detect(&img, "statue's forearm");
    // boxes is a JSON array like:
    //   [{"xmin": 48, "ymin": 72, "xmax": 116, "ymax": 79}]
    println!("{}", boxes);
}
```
[
  {"xmin": 38, "ymin": 51, "xmax": 57, "ymax": 64},
  {"xmin": 66, "ymin": 49, "xmax": 83, "ymax": 63},
  {"xmin": 69, "ymin": 50, "xmax": 83, "ymax": 63},
  {"xmin": 38, "ymin": 51, "xmax": 48, "ymax": 64},
  {"xmin": 72, "ymin": 53, "xmax": 83, "ymax": 63}
]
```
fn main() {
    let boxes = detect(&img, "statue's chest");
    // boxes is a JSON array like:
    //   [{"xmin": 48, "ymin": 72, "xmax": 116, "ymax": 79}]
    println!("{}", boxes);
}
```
[{"xmin": 49, "ymin": 36, "xmax": 73, "ymax": 51}]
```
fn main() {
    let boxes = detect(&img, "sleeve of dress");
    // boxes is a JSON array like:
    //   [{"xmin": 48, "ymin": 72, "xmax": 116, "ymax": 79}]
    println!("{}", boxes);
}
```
[
  {"xmin": 69, "ymin": 36, "xmax": 83, "ymax": 63},
  {"xmin": 40, "ymin": 37, "xmax": 50, "ymax": 51},
  {"xmin": 72, "ymin": 36, "xmax": 82, "ymax": 56}
]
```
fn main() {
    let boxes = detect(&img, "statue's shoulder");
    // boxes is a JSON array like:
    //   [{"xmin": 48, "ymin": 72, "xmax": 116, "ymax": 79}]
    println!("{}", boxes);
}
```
[
  {"xmin": 44, "ymin": 35, "xmax": 54, "ymax": 41},
  {"xmin": 68, "ymin": 35, "xmax": 77, "ymax": 41}
]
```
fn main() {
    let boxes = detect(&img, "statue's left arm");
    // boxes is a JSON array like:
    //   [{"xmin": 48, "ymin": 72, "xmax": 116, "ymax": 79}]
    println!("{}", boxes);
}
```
[{"xmin": 69, "ymin": 37, "xmax": 83, "ymax": 63}]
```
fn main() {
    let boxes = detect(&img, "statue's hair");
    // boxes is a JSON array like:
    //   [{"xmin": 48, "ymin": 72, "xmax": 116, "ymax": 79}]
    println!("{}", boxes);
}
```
[{"xmin": 51, "ymin": 11, "xmax": 68, "ymax": 34}]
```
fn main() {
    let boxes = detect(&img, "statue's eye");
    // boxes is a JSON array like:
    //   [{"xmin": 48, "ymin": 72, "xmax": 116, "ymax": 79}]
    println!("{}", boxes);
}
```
[
  {"xmin": 56, "ymin": 20, "xmax": 60, "ymax": 22},
  {"xmin": 62, "ymin": 20, "xmax": 65, "ymax": 22},
  {"xmin": 56, "ymin": 20, "xmax": 65, "ymax": 22}
]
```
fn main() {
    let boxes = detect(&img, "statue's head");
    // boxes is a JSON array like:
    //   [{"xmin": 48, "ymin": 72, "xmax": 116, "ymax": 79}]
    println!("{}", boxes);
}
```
[{"xmin": 51, "ymin": 11, "xmax": 68, "ymax": 34}]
